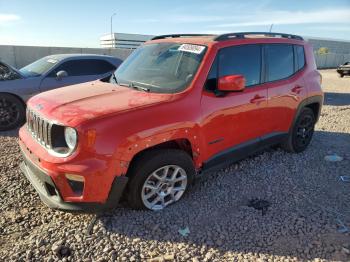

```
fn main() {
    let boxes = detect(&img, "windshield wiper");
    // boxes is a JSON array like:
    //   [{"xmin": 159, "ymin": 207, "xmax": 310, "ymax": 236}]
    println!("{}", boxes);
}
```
[
  {"xmin": 116, "ymin": 80, "xmax": 151, "ymax": 92},
  {"xmin": 129, "ymin": 82, "xmax": 150, "ymax": 92},
  {"xmin": 111, "ymin": 72, "xmax": 119, "ymax": 84}
]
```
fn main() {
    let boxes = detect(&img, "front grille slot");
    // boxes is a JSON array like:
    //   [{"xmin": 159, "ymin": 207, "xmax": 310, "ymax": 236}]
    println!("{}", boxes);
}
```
[{"xmin": 26, "ymin": 108, "xmax": 52, "ymax": 149}]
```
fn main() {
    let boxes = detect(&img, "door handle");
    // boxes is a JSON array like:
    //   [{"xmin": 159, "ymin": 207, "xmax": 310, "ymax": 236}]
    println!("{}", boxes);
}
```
[
  {"xmin": 291, "ymin": 86, "xmax": 303, "ymax": 94},
  {"xmin": 250, "ymin": 94, "xmax": 266, "ymax": 104}
]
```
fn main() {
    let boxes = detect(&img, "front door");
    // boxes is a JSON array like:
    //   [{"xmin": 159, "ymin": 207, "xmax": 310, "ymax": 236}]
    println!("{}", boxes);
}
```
[{"xmin": 200, "ymin": 44, "xmax": 268, "ymax": 164}]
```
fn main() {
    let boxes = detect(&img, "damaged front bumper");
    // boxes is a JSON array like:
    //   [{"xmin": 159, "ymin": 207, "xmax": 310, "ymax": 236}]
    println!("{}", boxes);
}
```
[{"xmin": 20, "ymin": 146, "xmax": 128, "ymax": 212}]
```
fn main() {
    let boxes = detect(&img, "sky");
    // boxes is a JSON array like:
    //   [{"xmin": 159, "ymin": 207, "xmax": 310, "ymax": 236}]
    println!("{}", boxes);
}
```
[{"xmin": 0, "ymin": 0, "xmax": 350, "ymax": 48}]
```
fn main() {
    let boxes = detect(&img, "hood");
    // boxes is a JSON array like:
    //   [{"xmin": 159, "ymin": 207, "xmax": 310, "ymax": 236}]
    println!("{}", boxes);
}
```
[{"xmin": 28, "ymin": 80, "xmax": 173, "ymax": 126}]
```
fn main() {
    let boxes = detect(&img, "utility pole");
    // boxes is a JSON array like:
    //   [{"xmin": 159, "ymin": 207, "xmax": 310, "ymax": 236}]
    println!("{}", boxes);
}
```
[{"xmin": 110, "ymin": 13, "xmax": 117, "ymax": 48}]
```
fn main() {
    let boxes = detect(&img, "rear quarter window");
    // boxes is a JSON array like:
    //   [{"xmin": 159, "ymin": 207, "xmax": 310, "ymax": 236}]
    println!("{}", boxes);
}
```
[{"xmin": 295, "ymin": 45, "xmax": 305, "ymax": 71}]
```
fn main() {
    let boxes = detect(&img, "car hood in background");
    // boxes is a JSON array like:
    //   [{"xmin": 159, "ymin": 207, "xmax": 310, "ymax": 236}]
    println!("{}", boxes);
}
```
[{"xmin": 27, "ymin": 80, "xmax": 174, "ymax": 126}]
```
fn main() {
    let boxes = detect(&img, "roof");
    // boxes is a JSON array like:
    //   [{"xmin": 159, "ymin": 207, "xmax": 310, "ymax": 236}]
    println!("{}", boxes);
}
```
[
  {"xmin": 148, "ymin": 32, "xmax": 304, "ymax": 45},
  {"xmin": 44, "ymin": 53, "xmax": 116, "ymax": 61},
  {"xmin": 148, "ymin": 36, "xmax": 216, "ymax": 45}
]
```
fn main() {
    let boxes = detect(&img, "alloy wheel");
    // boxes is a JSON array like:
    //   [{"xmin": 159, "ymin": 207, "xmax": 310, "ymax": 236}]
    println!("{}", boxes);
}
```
[
  {"xmin": 141, "ymin": 165, "xmax": 188, "ymax": 210},
  {"xmin": 294, "ymin": 114, "xmax": 314, "ymax": 149}
]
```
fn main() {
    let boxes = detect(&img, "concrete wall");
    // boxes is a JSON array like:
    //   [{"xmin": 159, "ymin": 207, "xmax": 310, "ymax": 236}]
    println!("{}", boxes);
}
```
[
  {"xmin": 1, "ymin": 44, "xmax": 349, "ymax": 70},
  {"xmin": 0, "ymin": 45, "xmax": 133, "ymax": 68},
  {"xmin": 314, "ymin": 53, "xmax": 350, "ymax": 69},
  {"xmin": 307, "ymin": 38, "xmax": 350, "ymax": 54}
]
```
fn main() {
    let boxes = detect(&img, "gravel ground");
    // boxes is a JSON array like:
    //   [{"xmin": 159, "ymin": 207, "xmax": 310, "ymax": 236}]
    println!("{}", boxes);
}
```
[{"xmin": 1, "ymin": 69, "xmax": 349, "ymax": 262}]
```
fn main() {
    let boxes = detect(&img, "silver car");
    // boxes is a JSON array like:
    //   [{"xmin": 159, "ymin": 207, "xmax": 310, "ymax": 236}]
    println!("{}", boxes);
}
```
[{"xmin": 0, "ymin": 54, "xmax": 122, "ymax": 131}]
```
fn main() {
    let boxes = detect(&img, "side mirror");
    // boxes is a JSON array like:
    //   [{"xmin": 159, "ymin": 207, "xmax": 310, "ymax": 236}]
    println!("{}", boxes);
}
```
[
  {"xmin": 56, "ymin": 70, "xmax": 68, "ymax": 80},
  {"xmin": 218, "ymin": 74, "xmax": 245, "ymax": 92}
]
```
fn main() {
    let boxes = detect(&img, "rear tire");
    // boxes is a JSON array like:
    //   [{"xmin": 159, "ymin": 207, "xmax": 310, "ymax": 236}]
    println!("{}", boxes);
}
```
[
  {"xmin": 282, "ymin": 107, "xmax": 315, "ymax": 153},
  {"xmin": 0, "ymin": 94, "xmax": 25, "ymax": 131},
  {"xmin": 126, "ymin": 149, "xmax": 195, "ymax": 210},
  {"xmin": 339, "ymin": 73, "xmax": 344, "ymax": 78}
]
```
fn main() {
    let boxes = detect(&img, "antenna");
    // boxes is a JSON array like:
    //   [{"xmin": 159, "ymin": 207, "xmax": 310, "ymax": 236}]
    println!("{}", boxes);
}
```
[
  {"xmin": 110, "ymin": 13, "xmax": 117, "ymax": 48},
  {"xmin": 269, "ymin": 24, "xmax": 274, "ymax": 32}
]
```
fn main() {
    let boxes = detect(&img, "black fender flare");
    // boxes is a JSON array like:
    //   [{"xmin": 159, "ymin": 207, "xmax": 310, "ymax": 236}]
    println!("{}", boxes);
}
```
[{"xmin": 290, "ymin": 95, "xmax": 324, "ymax": 131}]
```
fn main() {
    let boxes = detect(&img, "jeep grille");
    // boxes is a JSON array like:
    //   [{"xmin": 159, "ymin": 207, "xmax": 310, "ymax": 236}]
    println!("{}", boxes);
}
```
[{"xmin": 26, "ymin": 108, "xmax": 52, "ymax": 149}]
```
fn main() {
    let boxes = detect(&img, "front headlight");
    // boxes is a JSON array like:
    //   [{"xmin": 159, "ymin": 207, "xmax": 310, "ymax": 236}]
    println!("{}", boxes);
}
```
[
  {"xmin": 47, "ymin": 125, "xmax": 78, "ymax": 157},
  {"xmin": 64, "ymin": 127, "xmax": 78, "ymax": 150}
]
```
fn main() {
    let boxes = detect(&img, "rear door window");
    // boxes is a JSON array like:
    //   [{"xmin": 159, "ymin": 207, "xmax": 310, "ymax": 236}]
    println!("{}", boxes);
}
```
[
  {"xmin": 266, "ymin": 44, "xmax": 294, "ymax": 82},
  {"xmin": 218, "ymin": 45, "xmax": 261, "ymax": 87}
]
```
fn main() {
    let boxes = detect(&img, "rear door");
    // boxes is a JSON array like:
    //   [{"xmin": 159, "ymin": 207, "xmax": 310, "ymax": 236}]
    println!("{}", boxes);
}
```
[
  {"xmin": 200, "ymin": 44, "xmax": 268, "ymax": 162},
  {"xmin": 264, "ymin": 44, "xmax": 308, "ymax": 134},
  {"xmin": 39, "ymin": 59, "xmax": 116, "ymax": 92}
]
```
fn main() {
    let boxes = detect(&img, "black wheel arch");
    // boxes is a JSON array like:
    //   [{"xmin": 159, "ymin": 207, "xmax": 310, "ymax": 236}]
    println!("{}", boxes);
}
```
[
  {"xmin": 291, "ymin": 95, "xmax": 323, "ymax": 130},
  {"xmin": 125, "ymin": 139, "xmax": 194, "ymax": 179}
]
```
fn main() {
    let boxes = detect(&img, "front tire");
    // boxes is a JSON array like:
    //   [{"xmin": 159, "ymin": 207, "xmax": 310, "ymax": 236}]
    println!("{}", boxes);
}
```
[
  {"xmin": 282, "ymin": 107, "xmax": 315, "ymax": 153},
  {"xmin": 339, "ymin": 73, "xmax": 344, "ymax": 78},
  {"xmin": 0, "ymin": 94, "xmax": 25, "ymax": 131},
  {"xmin": 126, "ymin": 149, "xmax": 195, "ymax": 210}
]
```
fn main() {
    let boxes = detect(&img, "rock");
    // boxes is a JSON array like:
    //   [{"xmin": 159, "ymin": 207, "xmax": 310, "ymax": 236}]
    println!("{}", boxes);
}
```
[
  {"xmin": 204, "ymin": 252, "xmax": 213, "ymax": 261},
  {"xmin": 102, "ymin": 246, "xmax": 111, "ymax": 253},
  {"xmin": 26, "ymin": 250, "xmax": 32, "ymax": 260},
  {"xmin": 342, "ymin": 247, "xmax": 350, "ymax": 255},
  {"xmin": 163, "ymin": 253, "xmax": 175, "ymax": 260},
  {"xmin": 36, "ymin": 238, "xmax": 46, "ymax": 247},
  {"xmin": 51, "ymin": 240, "xmax": 64, "ymax": 254},
  {"xmin": 51, "ymin": 240, "xmax": 71, "ymax": 258}
]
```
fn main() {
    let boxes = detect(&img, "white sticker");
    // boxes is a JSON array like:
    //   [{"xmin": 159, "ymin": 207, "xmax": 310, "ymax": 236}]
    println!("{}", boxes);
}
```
[
  {"xmin": 47, "ymin": 59, "xmax": 58, "ymax": 64},
  {"xmin": 178, "ymin": 44, "xmax": 205, "ymax": 54}
]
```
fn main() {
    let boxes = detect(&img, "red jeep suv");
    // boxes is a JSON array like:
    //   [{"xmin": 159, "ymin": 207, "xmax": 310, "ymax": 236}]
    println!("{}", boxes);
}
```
[{"xmin": 19, "ymin": 32, "xmax": 323, "ymax": 211}]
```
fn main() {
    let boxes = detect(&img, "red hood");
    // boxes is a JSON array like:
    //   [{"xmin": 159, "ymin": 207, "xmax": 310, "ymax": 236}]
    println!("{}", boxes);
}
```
[{"xmin": 28, "ymin": 81, "xmax": 173, "ymax": 126}]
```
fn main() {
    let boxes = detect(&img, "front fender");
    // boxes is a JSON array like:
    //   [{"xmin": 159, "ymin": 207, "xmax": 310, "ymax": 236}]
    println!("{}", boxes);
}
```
[
  {"xmin": 0, "ymin": 78, "xmax": 41, "ymax": 102},
  {"xmin": 112, "ymin": 123, "xmax": 203, "ymax": 173}
]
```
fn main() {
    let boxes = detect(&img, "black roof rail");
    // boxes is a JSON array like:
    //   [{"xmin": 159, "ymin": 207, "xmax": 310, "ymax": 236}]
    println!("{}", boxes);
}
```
[
  {"xmin": 214, "ymin": 32, "xmax": 304, "ymax": 41},
  {"xmin": 151, "ymin": 34, "xmax": 215, "ymax": 40}
]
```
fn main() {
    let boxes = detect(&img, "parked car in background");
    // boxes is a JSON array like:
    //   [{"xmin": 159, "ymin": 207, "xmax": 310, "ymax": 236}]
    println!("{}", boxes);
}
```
[
  {"xmin": 19, "ymin": 32, "xmax": 323, "ymax": 212},
  {"xmin": 337, "ymin": 62, "xmax": 350, "ymax": 77},
  {"xmin": 0, "ymin": 54, "xmax": 122, "ymax": 131}
]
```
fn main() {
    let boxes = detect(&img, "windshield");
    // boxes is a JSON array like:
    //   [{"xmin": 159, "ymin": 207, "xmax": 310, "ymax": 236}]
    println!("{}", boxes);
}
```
[
  {"xmin": 20, "ymin": 57, "xmax": 58, "ymax": 77},
  {"xmin": 112, "ymin": 42, "xmax": 207, "ymax": 93}
]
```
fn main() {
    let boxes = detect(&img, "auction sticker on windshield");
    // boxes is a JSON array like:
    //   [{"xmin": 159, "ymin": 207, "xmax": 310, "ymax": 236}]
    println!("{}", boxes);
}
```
[
  {"xmin": 178, "ymin": 44, "xmax": 205, "ymax": 54},
  {"xmin": 47, "ymin": 59, "xmax": 58, "ymax": 64}
]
